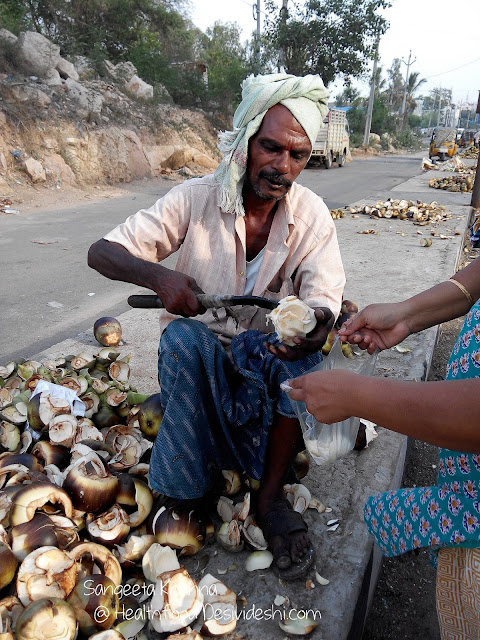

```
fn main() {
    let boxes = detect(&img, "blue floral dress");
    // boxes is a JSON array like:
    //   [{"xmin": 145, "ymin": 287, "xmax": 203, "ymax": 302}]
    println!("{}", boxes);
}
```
[{"xmin": 364, "ymin": 299, "xmax": 480, "ymax": 558}]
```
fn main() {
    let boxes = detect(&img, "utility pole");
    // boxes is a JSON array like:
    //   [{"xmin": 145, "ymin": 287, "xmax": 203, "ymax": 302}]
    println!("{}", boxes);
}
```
[
  {"xmin": 437, "ymin": 87, "xmax": 443, "ymax": 127},
  {"xmin": 277, "ymin": 0, "xmax": 288, "ymax": 72},
  {"xmin": 253, "ymin": 0, "xmax": 261, "ymax": 71},
  {"xmin": 400, "ymin": 50, "xmax": 416, "ymax": 116},
  {"xmin": 363, "ymin": 35, "xmax": 380, "ymax": 147}
]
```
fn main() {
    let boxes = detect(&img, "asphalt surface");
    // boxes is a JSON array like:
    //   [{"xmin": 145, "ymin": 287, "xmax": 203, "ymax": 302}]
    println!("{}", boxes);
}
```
[{"xmin": 0, "ymin": 150, "xmax": 426, "ymax": 363}]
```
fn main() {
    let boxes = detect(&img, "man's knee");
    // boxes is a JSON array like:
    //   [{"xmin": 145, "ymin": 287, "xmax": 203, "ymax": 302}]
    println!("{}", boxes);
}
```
[{"xmin": 160, "ymin": 318, "xmax": 211, "ymax": 349}]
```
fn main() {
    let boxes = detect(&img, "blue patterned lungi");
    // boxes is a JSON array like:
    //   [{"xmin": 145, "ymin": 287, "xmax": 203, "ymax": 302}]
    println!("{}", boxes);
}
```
[{"xmin": 148, "ymin": 318, "xmax": 322, "ymax": 499}]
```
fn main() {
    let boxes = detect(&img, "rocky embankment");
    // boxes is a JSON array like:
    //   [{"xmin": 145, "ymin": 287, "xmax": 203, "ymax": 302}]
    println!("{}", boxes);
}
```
[{"xmin": 0, "ymin": 29, "xmax": 221, "ymax": 201}]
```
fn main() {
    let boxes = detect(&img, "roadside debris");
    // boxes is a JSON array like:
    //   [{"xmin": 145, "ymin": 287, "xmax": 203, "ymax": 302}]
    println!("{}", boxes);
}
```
[
  {"xmin": 333, "ymin": 199, "xmax": 452, "ymax": 226},
  {"xmin": 429, "ymin": 174, "xmax": 475, "ymax": 192}
]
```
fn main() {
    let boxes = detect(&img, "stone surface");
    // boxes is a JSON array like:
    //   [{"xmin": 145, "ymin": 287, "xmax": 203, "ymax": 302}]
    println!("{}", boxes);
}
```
[
  {"xmin": 10, "ymin": 85, "xmax": 51, "ymax": 108},
  {"xmin": 113, "ymin": 61, "xmax": 137, "ymax": 82},
  {"xmin": 15, "ymin": 31, "xmax": 61, "ymax": 77},
  {"xmin": 23, "ymin": 157, "xmax": 46, "ymax": 183},
  {"xmin": 163, "ymin": 147, "xmax": 196, "ymax": 170},
  {"xmin": 126, "ymin": 75, "xmax": 154, "ymax": 100},
  {"xmin": 192, "ymin": 152, "xmax": 218, "ymax": 170},
  {"xmin": 56, "ymin": 57, "xmax": 80, "ymax": 81},
  {"xmin": 65, "ymin": 78, "xmax": 103, "ymax": 115},
  {"xmin": 144, "ymin": 145, "xmax": 176, "ymax": 176},
  {"xmin": 71, "ymin": 56, "xmax": 95, "ymax": 80},
  {"xmin": 44, "ymin": 68, "xmax": 63, "ymax": 87},
  {"xmin": 0, "ymin": 28, "xmax": 17, "ymax": 46},
  {"xmin": 43, "ymin": 153, "xmax": 77, "ymax": 184}
]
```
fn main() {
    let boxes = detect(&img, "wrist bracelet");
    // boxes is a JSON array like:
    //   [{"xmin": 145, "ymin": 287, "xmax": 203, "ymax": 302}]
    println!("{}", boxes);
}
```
[{"xmin": 448, "ymin": 278, "xmax": 474, "ymax": 308}]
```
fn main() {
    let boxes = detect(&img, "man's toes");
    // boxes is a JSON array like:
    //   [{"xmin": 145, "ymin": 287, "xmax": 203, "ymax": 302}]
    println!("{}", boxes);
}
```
[
  {"xmin": 270, "ymin": 535, "xmax": 291, "ymax": 569},
  {"xmin": 290, "ymin": 532, "xmax": 311, "ymax": 563}
]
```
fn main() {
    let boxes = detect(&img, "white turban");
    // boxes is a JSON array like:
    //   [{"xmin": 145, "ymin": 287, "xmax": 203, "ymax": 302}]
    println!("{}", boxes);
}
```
[{"xmin": 214, "ymin": 73, "xmax": 329, "ymax": 217}]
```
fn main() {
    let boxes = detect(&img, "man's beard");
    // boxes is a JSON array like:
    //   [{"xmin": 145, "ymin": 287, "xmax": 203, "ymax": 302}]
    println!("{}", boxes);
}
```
[{"xmin": 248, "ymin": 171, "xmax": 292, "ymax": 201}]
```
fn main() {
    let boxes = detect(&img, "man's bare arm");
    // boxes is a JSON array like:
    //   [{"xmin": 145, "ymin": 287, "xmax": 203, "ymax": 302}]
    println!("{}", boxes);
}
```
[{"xmin": 87, "ymin": 239, "xmax": 205, "ymax": 317}]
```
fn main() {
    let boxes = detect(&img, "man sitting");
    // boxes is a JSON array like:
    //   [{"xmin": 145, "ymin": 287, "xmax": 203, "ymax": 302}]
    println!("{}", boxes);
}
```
[{"xmin": 88, "ymin": 72, "xmax": 345, "ymax": 579}]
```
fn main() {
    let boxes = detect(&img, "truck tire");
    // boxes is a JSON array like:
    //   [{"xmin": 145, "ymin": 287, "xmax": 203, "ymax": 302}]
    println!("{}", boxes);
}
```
[
  {"xmin": 324, "ymin": 152, "xmax": 332, "ymax": 169},
  {"xmin": 337, "ymin": 152, "xmax": 345, "ymax": 167},
  {"xmin": 438, "ymin": 152, "xmax": 445, "ymax": 162}
]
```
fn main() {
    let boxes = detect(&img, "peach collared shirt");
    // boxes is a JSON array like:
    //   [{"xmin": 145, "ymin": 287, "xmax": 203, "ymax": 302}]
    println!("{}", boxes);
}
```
[{"xmin": 104, "ymin": 175, "xmax": 345, "ymax": 345}]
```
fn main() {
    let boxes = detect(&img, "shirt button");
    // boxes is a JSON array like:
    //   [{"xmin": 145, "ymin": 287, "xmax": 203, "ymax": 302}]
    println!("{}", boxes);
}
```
[{"xmin": 239, "ymin": 271, "xmax": 245, "ymax": 277}]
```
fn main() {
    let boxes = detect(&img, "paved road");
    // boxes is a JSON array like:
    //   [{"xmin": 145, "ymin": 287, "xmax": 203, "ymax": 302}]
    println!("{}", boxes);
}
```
[{"xmin": 0, "ymin": 150, "xmax": 425, "ymax": 363}]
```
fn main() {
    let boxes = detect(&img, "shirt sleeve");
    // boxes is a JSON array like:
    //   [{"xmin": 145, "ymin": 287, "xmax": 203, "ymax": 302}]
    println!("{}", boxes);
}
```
[
  {"xmin": 294, "ymin": 200, "xmax": 346, "ymax": 319},
  {"xmin": 103, "ymin": 182, "xmax": 192, "ymax": 263}
]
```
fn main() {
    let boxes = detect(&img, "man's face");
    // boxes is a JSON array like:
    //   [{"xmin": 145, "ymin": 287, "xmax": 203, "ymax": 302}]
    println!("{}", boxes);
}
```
[{"xmin": 245, "ymin": 104, "xmax": 312, "ymax": 202}]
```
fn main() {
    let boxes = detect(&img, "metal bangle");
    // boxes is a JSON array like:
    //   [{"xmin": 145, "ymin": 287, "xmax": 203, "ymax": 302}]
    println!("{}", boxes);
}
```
[{"xmin": 448, "ymin": 278, "xmax": 474, "ymax": 308}]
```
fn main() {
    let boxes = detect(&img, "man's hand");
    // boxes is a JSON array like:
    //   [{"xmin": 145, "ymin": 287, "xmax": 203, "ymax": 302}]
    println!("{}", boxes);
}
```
[
  {"xmin": 265, "ymin": 307, "xmax": 334, "ymax": 362},
  {"xmin": 155, "ymin": 269, "xmax": 206, "ymax": 317}
]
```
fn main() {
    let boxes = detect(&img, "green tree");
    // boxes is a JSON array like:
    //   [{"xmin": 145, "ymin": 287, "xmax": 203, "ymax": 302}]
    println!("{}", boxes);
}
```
[
  {"xmin": 263, "ymin": 0, "xmax": 390, "ymax": 86},
  {"xmin": 383, "ymin": 58, "xmax": 404, "ymax": 112},
  {"xmin": 335, "ymin": 85, "xmax": 360, "ymax": 106},
  {"xmin": 202, "ymin": 22, "xmax": 250, "ymax": 115}
]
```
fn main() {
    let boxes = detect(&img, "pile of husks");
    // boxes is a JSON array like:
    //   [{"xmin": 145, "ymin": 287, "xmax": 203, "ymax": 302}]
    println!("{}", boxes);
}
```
[
  {"xmin": 429, "ymin": 174, "xmax": 474, "ymax": 193},
  {"xmin": 0, "ymin": 349, "xmax": 251, "ymax": 639},
  {"xmin": 331, "ymin": 199, "xmax": 451, "ymax": 225},
  {"xmin": 0, "ymin": 343, "xmax": 329, "ymax": 639},
  {"xmin": 460, "ymin": 146, "xmax": 479, "ymax": 159}
]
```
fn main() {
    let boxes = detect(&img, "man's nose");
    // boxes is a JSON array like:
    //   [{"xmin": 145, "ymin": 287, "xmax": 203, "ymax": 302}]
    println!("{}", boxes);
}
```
[{"xmin": 271, "ymin": 151, "xmax": 290, "ymax": 174}]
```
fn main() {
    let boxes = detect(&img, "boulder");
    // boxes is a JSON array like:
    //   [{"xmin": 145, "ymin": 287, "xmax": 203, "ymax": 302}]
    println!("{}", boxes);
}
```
[
  {"xmin": 43, "ymin": 153, "xmax": 76, "ymax": 184},
  {"xmin": 44, "ymin": 68, "xmax": 63, "ymax": 87},
  {"xmin": 163, "ymin": 147, "xmax": 197, "ymax": 171},
  {"xmin": 56, "ymin": 58, "xmax": 79, "ymax": 81},
  {"xmin": 23, "ymin": 157, "xmax": 46, "ymax": 183},
  {"xmin": 71, "ymin": 56, "xmax": 95, "ymax": 80},
  {"xmin": 15, "ymin": 31, "xmax": 61, "ymax": 77},
  {"xmin": 123, "ymin": 130, "xmax": 152, "ymax": 179},
  {"xmin": 192, "ymin": 152, "xmax": 218, "ymax": 170},
  {"xmin": 113, "ymin": 61, "xmax": 137, "ymax": 82},
  {"xmin": 126, "ymin": 75, "xmax": 153, "ymax": 100},
  {"xmin": 42, "ymin": 137, "xmax": 59, "ymax": 152},
  {"xmin": 65, "ymin": 78, "xmax": 103, "ymax": 116},
  {"xmin": 144, "ymin": 145, "xmax": 175, "ymax": 176},
  {"xmin": 0, "ymin": 29, "xmax": 17, "ymax": 46},
  {"xmin": 9, "ymin": 85, "xmax": 51, "ymax": 109},
  {"xmin": 369, "ymin": 133, "xmax": 381, "ymax": 146}
]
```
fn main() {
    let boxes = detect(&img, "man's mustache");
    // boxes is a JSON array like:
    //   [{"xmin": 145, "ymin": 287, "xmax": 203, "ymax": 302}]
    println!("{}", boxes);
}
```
[{"xmin": 260, "ymin": 171, "xmax": 292, "ymax": 188}]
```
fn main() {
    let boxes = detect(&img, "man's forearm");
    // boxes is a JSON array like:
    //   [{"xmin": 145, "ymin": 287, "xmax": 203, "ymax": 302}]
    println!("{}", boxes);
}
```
[
  {"xmin": 88, "ymin": 239, "xmax": 164, "ymax": 291},
  {"xmin": 349, "ymin": 375, "xmax": 480, "ymax": 452}
]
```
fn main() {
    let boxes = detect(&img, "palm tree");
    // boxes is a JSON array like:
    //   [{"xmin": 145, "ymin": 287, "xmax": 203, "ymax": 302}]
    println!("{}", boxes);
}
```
[{"xmin": 405, "ymin": 71, "xmax": 427, "ymax": 113}]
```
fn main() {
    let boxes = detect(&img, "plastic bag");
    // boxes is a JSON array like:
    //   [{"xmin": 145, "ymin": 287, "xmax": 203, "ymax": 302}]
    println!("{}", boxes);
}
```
[{"xmin": 289, "ymin": 338, "xmax": 377, "ymax": 465}]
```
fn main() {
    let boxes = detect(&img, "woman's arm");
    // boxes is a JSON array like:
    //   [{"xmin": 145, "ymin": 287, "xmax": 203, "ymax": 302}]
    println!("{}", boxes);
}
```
[
  {"xmin": 339, "ymin": 257, "xmax": 480, "ymax": 353},
  {"xmin": 288, "ymin": 371, "xmax": 480, "ymax": 452}
]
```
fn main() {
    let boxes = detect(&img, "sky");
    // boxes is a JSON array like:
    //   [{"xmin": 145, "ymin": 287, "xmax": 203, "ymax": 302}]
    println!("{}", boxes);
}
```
[{"xmin": 191, "ymin": 0, "xmax": 480, "ymax": 107}]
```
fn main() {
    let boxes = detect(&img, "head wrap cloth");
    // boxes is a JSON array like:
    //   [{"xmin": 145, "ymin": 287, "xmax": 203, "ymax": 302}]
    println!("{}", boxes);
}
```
[{"xmin": 214, "ymin": 73, "xmax": 329, "ymax": 217}]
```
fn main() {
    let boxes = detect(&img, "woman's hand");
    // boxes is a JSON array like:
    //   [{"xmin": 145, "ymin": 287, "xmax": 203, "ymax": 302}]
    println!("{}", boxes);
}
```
[
  {"xmin": 339, "ymin": 302, "xmax": 412, "ymax": 354},
  {"xmin": 287, "ymin": 370, "xmax": 357, "ymax": 423}
]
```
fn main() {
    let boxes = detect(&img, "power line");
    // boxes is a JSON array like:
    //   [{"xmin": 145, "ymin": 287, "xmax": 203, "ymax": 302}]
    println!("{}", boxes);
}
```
[{"xmin": 425, "ymin": 56, "xmax": 480, "ymax": 80}]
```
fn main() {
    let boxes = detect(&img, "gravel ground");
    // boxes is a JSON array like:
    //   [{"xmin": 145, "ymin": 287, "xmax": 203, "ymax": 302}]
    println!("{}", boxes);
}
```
[{"xmin": 362, "ymin": 233, "xmax": 479, "ymax": 640}]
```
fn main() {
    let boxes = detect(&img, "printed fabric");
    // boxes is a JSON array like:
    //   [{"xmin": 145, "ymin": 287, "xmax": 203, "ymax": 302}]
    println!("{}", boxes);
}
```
[
  {"xmin": 364, "ymin": 299, "xmax": 480, "ymax": 558},
  {"xmin": 470, "ymin": 209, "xmax": 480, "ymax": 248}
]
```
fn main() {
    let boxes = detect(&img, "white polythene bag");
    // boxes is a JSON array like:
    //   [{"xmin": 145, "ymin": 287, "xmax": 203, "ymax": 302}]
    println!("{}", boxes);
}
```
[{"xmin": 288, "ymin": 338, "xmax": 378, "ymax": 465}]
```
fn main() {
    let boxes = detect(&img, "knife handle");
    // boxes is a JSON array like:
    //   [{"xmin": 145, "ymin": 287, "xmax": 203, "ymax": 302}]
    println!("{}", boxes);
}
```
[{"xmin": 128, "ymin": 294, "xmax": 164, "ymax": 308}]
